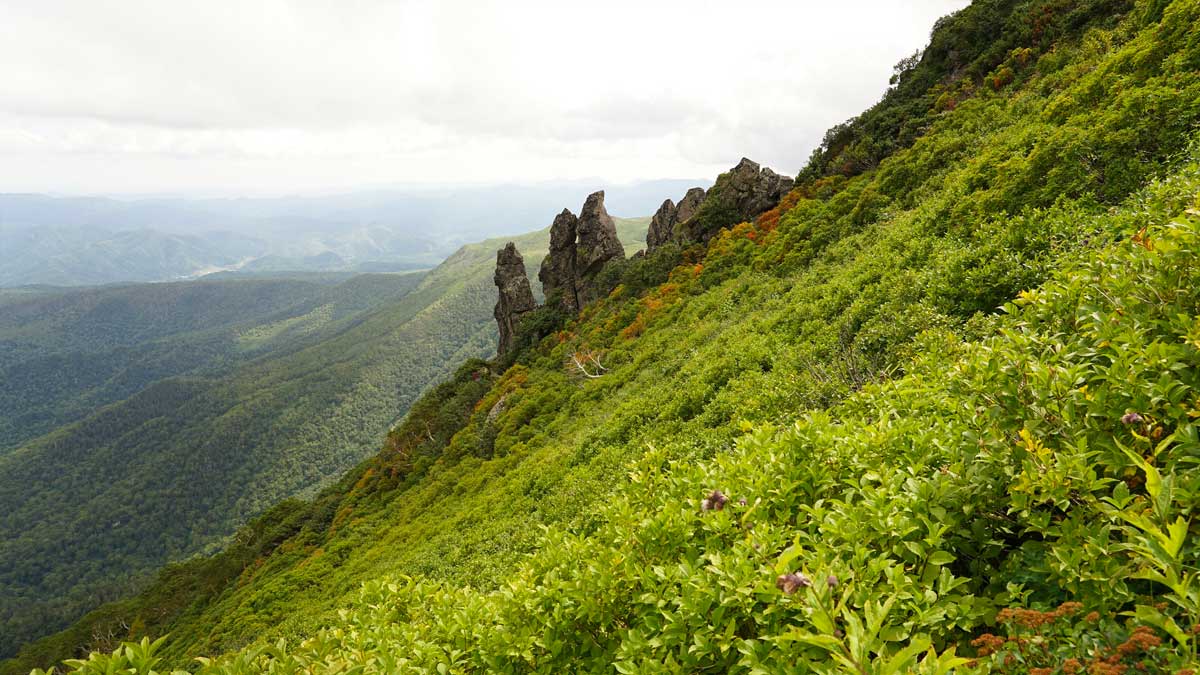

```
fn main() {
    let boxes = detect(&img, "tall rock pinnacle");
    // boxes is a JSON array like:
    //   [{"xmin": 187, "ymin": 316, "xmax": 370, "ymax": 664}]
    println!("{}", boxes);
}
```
[
  {"xmin": 574, "ymin": 191, "xmax": 625, "ymax": 276},
  {"xmin": 646, "ymin": 198, "xmax": 677, "ymax": 251},
  {"xmin": 538, "ymin": 208, "xmax": 580, "ymax": 314},
  {"xmin": 493, "ymin": 242, "xmax": 536, "ymax": 356},
  {"xmin": 574, "ymin": 191, "xmax": 626, "ymax": 305}
]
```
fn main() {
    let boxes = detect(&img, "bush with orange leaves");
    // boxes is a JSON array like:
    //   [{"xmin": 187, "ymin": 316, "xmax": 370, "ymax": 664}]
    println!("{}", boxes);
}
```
[{"xmin": 964, "ymin": 602, "xmax": 1188, "ymax": 674}]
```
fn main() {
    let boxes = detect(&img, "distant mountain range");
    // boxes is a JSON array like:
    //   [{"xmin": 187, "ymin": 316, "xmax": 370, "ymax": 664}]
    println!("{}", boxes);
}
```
[{"xmin": 0, "ymin": 180, "xmax": 706, "ymax": 287}]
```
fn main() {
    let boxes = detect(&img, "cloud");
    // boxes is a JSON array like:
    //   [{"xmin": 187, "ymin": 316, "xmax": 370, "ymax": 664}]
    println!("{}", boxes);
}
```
[{"xmin": 0, "ymin": 0, "xmax": 968, "ymax": 194}]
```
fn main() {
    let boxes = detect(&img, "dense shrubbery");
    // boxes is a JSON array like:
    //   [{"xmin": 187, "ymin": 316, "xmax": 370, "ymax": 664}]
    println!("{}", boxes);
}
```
[
  {"xmin": 40, "ymin": 171, "xmax": 1200, "ymax": 673},
  {"xmin": 13, "ymin": 0, "xmax": 1200, "ymax": 671}
]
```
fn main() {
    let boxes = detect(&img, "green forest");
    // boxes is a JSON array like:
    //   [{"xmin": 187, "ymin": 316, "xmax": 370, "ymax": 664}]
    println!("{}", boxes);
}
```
[
  {"xmin": 0, "ymin": 274, "xmax": 424, "ymax": 452},
  {"xmin": 8, "ymin": 0, "xmax": 1200, "ymax": 672}
]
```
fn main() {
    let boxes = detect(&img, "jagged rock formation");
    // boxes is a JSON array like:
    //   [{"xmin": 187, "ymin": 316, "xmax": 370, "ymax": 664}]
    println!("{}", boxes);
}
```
[
  {"xmin": 724, "ymin": 157, "xmax": 793, "ymax": 219},
  {"xmin": 537, "ymin": 190, "xmax": 626, "ymax": 311},
  {"xmin": 538, "ymin": 209, "xmax": 580, "ymax": 314},
  {"xmin": 494, "ymin": 162, "xmax": 796, "ymax": 356},
  {"xmin": 646, "ymin": 200, "xmax": 677, "ymax": 251},
  {"xmin": 647, "ymin": 187, "xmax": 706, "ymax": 251},
  {"xmin": 573, "ymin": 191, "xmax": 626, "ymax": 304},
  {"xmin": 494, "ymin": 192, "xmax": 627, "ymax": 356},
  {"xmin": 493, "ymin": 242, "xmax": 536, "ymax": 356},
  {"xmin": 679, "ymin": 158, "xmax": 794, "ymax": 243},
  {"xmin": 496, "ymin": 162, "xmax": 798, "ymax": 354},
  {"xmin": 575, "ymin": 191, "xmax": 625, "ymax": 275},
  {"xmin": 675, "ymin": 187, "xmax": 706, "ymax": 230}
]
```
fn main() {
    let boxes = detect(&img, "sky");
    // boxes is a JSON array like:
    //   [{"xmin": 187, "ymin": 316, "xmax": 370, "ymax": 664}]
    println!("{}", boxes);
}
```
[{"xmin": 0, "ymin": 0, "xmax": 969, "ymax": 196}]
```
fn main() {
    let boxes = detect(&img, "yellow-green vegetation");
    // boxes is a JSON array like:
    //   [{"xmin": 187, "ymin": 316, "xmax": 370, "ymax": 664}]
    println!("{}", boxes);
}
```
[
  {"xmin": 12, "ymin": 0, "xmax": 1200, "ymax": 672},
  {"xmin": 235, "ymin": 303, "xmax": 336, "ymax": 348}
]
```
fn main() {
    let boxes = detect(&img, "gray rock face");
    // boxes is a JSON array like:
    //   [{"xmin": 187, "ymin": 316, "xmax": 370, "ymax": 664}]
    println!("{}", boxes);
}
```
[
  {"xmin": 574, "ymin": 191, "xmax": 626, "ymax": 305},
  {"xmin": 575, "ymin": 191, "xmax": 625, "ymax": 276},
  {"xmin": 538, "ymin": 191, "xmax": 626, "ymax": 311},
  {"xmin": 538, "ymin": 208, "xmax": 580, "ymax": 314},
  {"xmin": 493, "ymin": 242, "xmax": 536, "ymax": 356},
  {"xmin": 647, "ymin": 187, "xmax": 707, "ymax": 251},
  {"xmin": 684, "ymin": 158, "xmax": 793, "ymax": 242},
  {"xmin": 721, "ymin": 157, "xmax": 794, "ymax": 223},
  {"xmin": 675, "ymin": 187, "xmax": 706, "ymax": 225},
  {"xmin": 646, "ymin": 198, "xmax": 677, "ymax": 250}
]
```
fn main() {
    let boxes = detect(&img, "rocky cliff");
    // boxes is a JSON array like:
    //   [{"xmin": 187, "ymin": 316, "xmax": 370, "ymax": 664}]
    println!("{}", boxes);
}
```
[
  {"xmin": 492, "ymin": 242, "xmax": 536, "ymax": 355},
  {"xmin": 494, "ymin": 161, "xmax": 791, "ymax": 355},
  {"xmin": 679, "ymin": 157, "xmax": 793, "ymax": 243},
  {"xmin": 573, "ymin": 191, "xmax": 626, "ymax": 305},
  {"xmin": 646, "ymin": 186, "xmax": 706, "ymax": 250},
  {"xmin": 538, "ymin": 209, "xmax": 580, "ymax": 314}
]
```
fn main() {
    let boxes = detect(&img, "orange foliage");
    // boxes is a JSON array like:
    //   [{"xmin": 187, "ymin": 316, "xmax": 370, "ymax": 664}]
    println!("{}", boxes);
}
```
[
  {"xmin": 621, "ymin": 313, "xmax": 646, "ymax": 340},
  {"xmin": 756, "ymin": 187, "xmax": 803, "ymax": 233},
  {"xmin": 978, "ymin": 602, "xmax": 1170, "ymax": 674}
]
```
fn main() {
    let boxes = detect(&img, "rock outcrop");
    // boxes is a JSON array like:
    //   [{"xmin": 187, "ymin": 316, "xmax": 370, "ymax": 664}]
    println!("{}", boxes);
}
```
[
  {"xmin": 575, "ymin": 191, "xmax": 625, "ymax": 275},
  {"xmin": 678, "ymin": 158, "xmax": 793, "ymax": 243},
  {"xmin": 496, "ymin": 162, "xmax": 795, "ymax": 357},
  {"xmin": 573, "ymin": 191, "xmax": 626, "ymax": 305},
  {"xmin": 493, "ymin": 242, "xmax": 536, "ymax": 356},
  {"xmin": 675, "ymin": 186, "xmax": 706, "ymax": 227},
  {"xmin": 723, "ymin": 157, "xmax": 793, "ymax": 220},
  {"xmin": 537, "ymin": 190, "xmax": 626, "ymax": 312},
  {"xmin": 538, "ymin": 208, "xmax": 581, "ymax": 314},
  {"xmin": 646, "ymin": 199, "xmax": 677, "ymax": 251},
  {"xmin": 647, "ymin": 186, "xmax": 706, "ymax": 251}
]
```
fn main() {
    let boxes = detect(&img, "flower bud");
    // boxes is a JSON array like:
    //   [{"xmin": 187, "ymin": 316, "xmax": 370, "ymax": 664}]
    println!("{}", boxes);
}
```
[
  {"xmin": 702, "ymin": 489, "xmax": 728, "ymax": 512},
  {"xmin": 775, "ymin": 571, "xmax": 812, "ymax": 595}
]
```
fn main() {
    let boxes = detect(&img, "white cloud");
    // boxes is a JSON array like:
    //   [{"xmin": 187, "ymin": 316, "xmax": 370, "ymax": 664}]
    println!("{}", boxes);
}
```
[{"xmin": 0, "ymin": 0, "xmax": 968, "ymax": 194}]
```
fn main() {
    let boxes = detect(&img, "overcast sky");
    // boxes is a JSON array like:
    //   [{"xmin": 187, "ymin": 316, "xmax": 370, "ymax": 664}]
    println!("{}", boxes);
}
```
[{"xmin": 0, "ymin": 0, "xmax": 968, "ymax": 196}]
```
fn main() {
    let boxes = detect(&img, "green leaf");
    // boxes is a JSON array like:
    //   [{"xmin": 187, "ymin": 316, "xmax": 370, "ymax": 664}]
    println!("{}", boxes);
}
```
[
  {"xmin": 926, "ymin": 551, "xmax": 955, "ymax": 566},
  {"xmin": 1133, "ymin": 604, "xmax": 1190, "ymax": 648}
]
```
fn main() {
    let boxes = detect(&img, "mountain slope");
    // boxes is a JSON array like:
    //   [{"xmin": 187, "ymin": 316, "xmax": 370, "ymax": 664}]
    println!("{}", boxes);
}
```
[
  {"xmin": 14, "ymin": 0, "xmax": 1200, "ymax": 671},
  {"xmin": 0, "ymin": 220, "xmax": 646, "ymax": 657},
  {"xmin": 0, "ymin": 275, "xmax": 427, "ymax": 452}
]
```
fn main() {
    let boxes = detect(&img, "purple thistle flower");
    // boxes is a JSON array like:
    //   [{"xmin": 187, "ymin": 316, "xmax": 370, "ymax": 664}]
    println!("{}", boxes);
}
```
[
  {"xmin": 701, "ymin": 489, "xmax": 728, "ymax": 512},
  {"xmin": 1121, "ymin": 412, "xmax": 1144, "ymax": 425},
  {"xmin": 775, "ymin": 571, "xmax": 812, "ymax": 595},
  {"xmin": 826, "ymin": 574, "xmax": 839, "ymax": 589}
]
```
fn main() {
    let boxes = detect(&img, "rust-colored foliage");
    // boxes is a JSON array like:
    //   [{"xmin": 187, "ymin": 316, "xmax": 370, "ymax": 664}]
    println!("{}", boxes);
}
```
[
  {"xmin": 972, "ymin": 602, "xmax": 1172, "ymax": 674},
  {"xmin": 620, "ymin": 314, "xmax": 645, "ymax": 340},
  {"xmin": 755, "ymin": 187, "xmax": 803, "ymax": 233}
]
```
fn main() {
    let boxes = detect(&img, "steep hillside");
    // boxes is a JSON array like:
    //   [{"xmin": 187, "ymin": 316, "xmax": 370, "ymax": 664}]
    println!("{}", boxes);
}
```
[
  {"xmin": 13, "ymin": 0, "xmax": 1200, "ymax": 672},
  {"xmin": 0, "ymin": 220, "xmax": 645, "ymax": 658}
]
